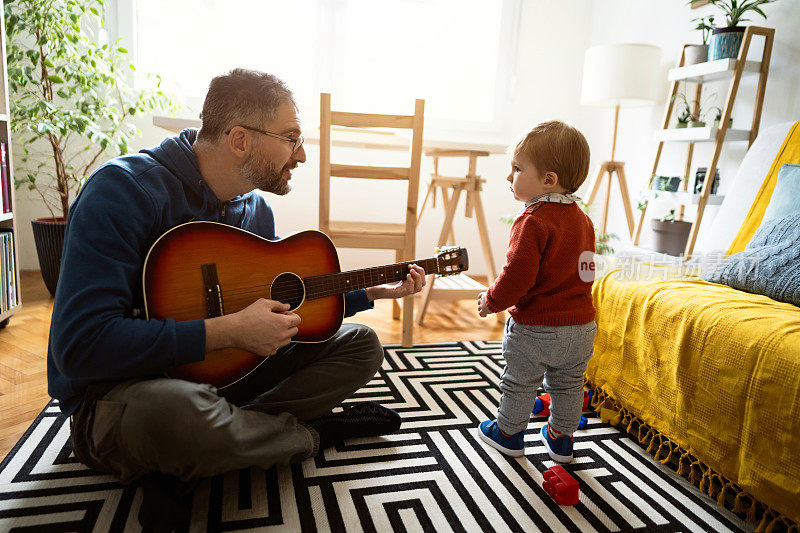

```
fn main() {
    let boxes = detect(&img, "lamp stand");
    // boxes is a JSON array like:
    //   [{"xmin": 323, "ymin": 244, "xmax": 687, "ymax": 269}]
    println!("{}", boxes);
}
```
[{"xmin": 583, "ymin": 104, "xmax": 635, "ymax": 237}]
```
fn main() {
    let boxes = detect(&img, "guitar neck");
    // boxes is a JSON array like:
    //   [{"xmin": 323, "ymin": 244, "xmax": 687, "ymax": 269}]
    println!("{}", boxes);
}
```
[{"xmin": 304, "ymin": 257, "xmax": 440, "ymax": 300}]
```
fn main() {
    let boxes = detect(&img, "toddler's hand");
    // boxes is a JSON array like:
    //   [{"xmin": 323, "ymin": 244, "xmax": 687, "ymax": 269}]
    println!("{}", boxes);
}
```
[{"xmin": 477, "ymin": 292, "xmax": 490, "ymax": 318}]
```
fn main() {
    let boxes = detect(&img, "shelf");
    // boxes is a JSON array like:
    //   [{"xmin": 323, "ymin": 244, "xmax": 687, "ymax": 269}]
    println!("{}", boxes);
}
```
[
  {"xmin": 645, "ymin": 189, "xmax": 725, "ymax": 206},
  {"xmin": 0, "ymin": 212, "xmax": 12, "ymax": 222},
  {"xmin": 668, "ymin": 58, "xmax": 761, "ymax": 83},
  {"xmin": 0, "ymin": 304, "xmax": 21, "ymax": 323},
  {"xmin": 654, "ymin": 127, "xmax": 750, "ymax": 143}
]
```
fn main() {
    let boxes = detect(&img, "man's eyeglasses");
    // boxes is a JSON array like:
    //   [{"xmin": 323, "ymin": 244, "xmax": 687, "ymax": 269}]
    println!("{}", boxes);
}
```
[{"xmin": 226, "ymin": 125, "xmax": 304, "ymax": 154}]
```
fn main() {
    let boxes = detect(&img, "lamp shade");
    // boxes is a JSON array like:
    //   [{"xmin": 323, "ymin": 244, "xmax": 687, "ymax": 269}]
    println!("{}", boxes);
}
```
[{"xmin": 581, "ymin": 43, "xmax": 661, "ymax": 107}]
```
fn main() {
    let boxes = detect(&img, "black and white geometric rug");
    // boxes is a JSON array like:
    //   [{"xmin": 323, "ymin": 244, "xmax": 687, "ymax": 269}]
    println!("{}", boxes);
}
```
[{"xmin": 0, "ymin": 341, "xmax": 752, "ymax": 532}]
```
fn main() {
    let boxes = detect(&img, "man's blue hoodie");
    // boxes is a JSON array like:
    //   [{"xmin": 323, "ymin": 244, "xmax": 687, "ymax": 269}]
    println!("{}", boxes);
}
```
[{"xmin": 48, "ymin": 129, "xmax": 373, "ymax": 416}]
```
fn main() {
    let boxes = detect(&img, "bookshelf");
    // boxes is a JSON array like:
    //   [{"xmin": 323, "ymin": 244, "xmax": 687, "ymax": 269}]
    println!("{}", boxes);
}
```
[
  {"xmin": 633, "ymin": 26, "xmax": 775, "ymax": 257},
  {"xmin": 0, "ymin": 6, "xmax": 21, "ymax": 327}
]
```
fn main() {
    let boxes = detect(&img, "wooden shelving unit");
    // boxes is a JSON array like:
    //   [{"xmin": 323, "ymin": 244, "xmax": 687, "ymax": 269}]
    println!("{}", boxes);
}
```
[
  {"xmin": 633, "ymin": 26, "xmax": 775, "ymax": 257},
  {"xmin": 654, "ymin": 127, "xmax": 751, "ymax": 143},
  {"xmin": 0, "ymin": 6, "xmax": 22, "ymax": 326}
]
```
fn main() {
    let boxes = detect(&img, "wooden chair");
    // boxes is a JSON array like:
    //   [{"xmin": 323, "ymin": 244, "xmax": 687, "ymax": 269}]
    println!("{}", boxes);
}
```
[{"xmin": 319, "ymin": 93, "xmax": 425, "ymax": 347}]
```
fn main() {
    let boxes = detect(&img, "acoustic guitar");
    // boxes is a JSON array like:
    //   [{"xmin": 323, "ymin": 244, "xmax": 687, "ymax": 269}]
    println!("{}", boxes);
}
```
[{"xmin": 143, "ymin": 221, "xmax": 468, "ymax": 388}]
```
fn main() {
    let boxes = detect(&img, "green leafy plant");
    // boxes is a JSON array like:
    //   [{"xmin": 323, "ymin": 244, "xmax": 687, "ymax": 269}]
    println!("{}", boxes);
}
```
[
  {"xmin": 5, "ymin": 0, "xmax": 178, "ymax": 219},
  {"xmin": 671, "ymin": 93, "xmax": 692, "ymax": 126},
  {"xmin": 661, "ymin": 209, "xmax": 678, "ymax": 223},
  {"xmin": 691, "ymin": 14, "xmax": 716, "ymax": 44},
  {"xmin": 671, "ymin": 91, "xmax": 719, "ymax": 127},
  {"xmin": 704, "ymin": 0, "xmax": 778, "ymax": 27}
]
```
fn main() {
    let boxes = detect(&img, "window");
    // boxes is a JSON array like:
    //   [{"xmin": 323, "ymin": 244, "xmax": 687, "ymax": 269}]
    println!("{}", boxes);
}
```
[{"xmin": 128, "ymin": 0, "xmax": 520, "ymax": 137}]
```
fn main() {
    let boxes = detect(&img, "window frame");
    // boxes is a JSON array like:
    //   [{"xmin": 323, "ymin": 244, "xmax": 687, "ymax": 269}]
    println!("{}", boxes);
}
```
[{"xmin": 114, "ymin": 0, "xmax": 521, "ymax": 140}]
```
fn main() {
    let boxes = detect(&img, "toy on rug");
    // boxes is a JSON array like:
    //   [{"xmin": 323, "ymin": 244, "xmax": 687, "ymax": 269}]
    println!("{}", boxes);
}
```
[
  {"xmin": 532, "ymin": 390, "xmax": 594, "ymax": 418},
  {"xmin": 532, "ymin": 393, "xmax": 552, "ymax": 416},
  {"xmin": 542, "ymin": 465, "xmax": 579, "ymax": 505}
]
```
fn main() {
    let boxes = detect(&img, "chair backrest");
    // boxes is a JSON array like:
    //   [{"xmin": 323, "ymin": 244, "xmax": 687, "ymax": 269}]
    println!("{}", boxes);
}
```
[{"xmin": 319, "ymin": 93, "xmax": 425, "ymax": 249}]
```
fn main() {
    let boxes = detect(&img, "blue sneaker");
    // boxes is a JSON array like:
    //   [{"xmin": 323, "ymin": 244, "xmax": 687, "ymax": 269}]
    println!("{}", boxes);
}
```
[
  {"xmin": 540, "ymin": 423, "xmax": 574, "ymax": 463},
  {"xmin": 478, "ymin": 420, "xmax": 524, "ymax": 457}
]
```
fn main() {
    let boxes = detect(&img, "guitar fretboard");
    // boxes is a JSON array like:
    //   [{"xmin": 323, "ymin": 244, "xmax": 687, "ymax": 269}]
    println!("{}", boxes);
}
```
[{"xmin": 304, "ymin": 257, "xmax": 440, "ymax": 300}]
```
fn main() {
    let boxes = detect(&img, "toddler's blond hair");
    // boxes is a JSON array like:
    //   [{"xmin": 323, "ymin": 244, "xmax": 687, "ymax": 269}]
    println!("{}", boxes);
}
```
[{"xmin": 512, "ymin": 121, "xmax": 590, "ymax": 193}]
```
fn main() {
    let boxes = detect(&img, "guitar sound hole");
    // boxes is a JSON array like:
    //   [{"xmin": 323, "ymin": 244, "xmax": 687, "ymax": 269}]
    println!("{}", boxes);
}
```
[{"xmin": 270, "ymin": 272, "xmax": 305, "ymax": 311}]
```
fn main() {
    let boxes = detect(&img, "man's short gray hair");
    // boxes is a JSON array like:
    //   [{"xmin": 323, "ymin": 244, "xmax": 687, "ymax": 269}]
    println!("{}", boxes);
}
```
[{"xmin": 197, "ymin": 68, "xmax": 296, "ymax": 143}]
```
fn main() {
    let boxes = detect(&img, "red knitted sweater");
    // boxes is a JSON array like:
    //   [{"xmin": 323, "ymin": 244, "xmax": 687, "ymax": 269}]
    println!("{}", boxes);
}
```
[{"xmin": 485, "ymin": 202, "xmax": 596, "ymax": 326}]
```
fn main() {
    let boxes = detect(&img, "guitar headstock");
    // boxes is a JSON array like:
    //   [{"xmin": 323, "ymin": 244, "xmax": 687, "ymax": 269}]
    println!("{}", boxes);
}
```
[{"xmin": 434, "ymin": 246, "xmax": 469, "ymax": 276}]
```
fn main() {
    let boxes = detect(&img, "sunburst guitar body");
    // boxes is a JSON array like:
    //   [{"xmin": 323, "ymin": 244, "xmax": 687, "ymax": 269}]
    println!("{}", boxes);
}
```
[{"xmin": 143, "ymin": 222, "xmax": 468, "ymax": 388}]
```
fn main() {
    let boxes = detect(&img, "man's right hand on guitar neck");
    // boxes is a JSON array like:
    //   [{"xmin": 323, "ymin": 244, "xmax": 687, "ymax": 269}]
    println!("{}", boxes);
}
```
[{"xmin": 204, "ymin": 299, "xmax": 301, "ymax": 357}]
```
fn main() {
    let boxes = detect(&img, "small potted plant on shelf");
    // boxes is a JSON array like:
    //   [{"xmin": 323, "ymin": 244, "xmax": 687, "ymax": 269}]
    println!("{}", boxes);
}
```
[
  {"xmin": 689, "ymin": 111, "xmax": 706, "ymax": 128},
  {"xmin": 699, "ymin": 0, "xmax": 779, "ymax": 61},
  {"xmin": 651, "ymin": 209, "xmax": 693, "ymax": 256},
  {"xmin": 685, "ymin": 13, "xmax": 716, "ymax": 65},
  {"xmin": 673, "ymin": 91, "xmax": 719, "ymax": 128},
  {"xmin": 707, "ymin": 106, "xmax": 734, "ymax": 129},
  {"xmin": 5, "ymin": 0, "xmax": 176, "ymax": 296},
  {"xmin": 671, "ymin": 93, "xmax": 691, "ymax": 128},
  {"xmin": 676, "ymin": 105, "xmax": 691, "ymax": 128}
]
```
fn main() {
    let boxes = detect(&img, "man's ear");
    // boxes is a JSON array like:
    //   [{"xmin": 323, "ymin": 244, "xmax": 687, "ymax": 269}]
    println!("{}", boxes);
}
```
[
  {"xmin": 544, "ymin": 171, "xmax": 559, "ymax": 188},
  {"xmin": 226, "ymin": 126, "xmax": 251, "ymax": 160}
]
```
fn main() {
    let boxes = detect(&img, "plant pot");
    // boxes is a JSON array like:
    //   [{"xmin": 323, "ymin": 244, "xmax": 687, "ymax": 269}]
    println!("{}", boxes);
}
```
[
  {"xmin": 31, "ymin": 217, "xmax": 66, "ymax": 297},
  {"xmin": 651, "ymin": 219, "xmax": 692, "ymax": 256},
  {"xmin": 684, "ymin": 44, "xmax": 709, "ymax": 66},
  {"xmin": 676, "ymin": 122, "xmax": 688, "ymax": 129},
  {"xmin": 709, "ymin": 26, "xmax": 744, "ymax": 61},
  {"xmin": 689, "ymin": 120, "xmax": 706, "ymax": 128}
]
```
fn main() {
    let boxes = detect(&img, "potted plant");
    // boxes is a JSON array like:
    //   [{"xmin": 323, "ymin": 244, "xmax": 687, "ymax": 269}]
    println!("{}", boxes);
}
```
[
  {"xmin": 707, "ymin": 106, "xmax": 734, "ymax": 129},
  {"xmin": 686, "ymin": 13, "xmax": 716, "ymax": 65},
  {"xmin": 673, "ymin": 91, "xmax": 718, "ymax": 128},
  {"xmin": 676, "ymin": 105, "xmax": 691, "ymax": 128},
  {"xmin": 671, "ymin": 93, "xmax": 691, "ymax": 128},
  {"xmin": 5, "ymin": 0, "xmax": 176, "ymax": 296},
  {"xmin": 701, "ymin": 0, "xmax": 778, "ymax": 60},
  {"xmin": 651, "ymin": 209, "xmax": 693, "ymax": 256}
]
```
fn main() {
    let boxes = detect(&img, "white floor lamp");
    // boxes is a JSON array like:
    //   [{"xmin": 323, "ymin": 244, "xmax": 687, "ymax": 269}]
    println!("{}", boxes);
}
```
[{"xmin": 581, "ymin": 43, "xmax": 661, "ymax": 237}]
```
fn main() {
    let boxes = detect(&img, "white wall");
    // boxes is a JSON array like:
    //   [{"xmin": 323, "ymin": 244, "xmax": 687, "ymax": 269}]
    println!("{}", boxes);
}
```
[{"xmin": 13, "ymin": 0, "xmax": 800, "ymax": 275}]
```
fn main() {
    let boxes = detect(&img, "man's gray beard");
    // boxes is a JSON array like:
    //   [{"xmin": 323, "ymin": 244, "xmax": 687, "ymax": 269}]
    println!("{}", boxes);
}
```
[{"xmin": 240, "ymin": 153, "xmax": 291, "ymax": 195}]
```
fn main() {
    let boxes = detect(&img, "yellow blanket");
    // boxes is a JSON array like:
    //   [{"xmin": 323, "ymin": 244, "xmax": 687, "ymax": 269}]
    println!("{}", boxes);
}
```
[{"xmin": 587, "ymin": 266, "xmax": 800, "ymax": 523}]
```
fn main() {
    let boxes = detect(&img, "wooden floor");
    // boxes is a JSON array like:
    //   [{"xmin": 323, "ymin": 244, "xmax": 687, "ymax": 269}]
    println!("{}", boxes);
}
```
[{"xmin": 0, "ymin": 271, "xmax": 503, "ymax": 460}]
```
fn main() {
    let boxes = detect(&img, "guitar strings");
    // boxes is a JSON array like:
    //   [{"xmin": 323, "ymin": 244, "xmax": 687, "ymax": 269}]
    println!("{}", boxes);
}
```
[
  {"xmin": 208, "ymin": 259, "xmax": 440, "ymax": 302},
  {"xmin": 216, "ymin": 268, "xmax": 429, "ymax": 298}
]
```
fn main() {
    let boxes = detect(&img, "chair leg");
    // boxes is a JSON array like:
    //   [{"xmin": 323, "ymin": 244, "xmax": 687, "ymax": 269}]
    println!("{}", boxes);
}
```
[
  {"xmin": 401, "ymin": 293, "xmax": 414, "ymax": 347},
  {"xmin": 416, "ymin": 274, "xmax": 436, "ymax": 325},
  {"xmin": 392, "ymin": 249, "xmax": 402, "ymax": 320}
]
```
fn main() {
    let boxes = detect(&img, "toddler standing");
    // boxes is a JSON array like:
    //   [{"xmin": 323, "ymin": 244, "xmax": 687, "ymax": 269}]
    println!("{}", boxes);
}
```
[{"xmin": 477, "ymin": 120, "xmax": 596, "ymax": 462}]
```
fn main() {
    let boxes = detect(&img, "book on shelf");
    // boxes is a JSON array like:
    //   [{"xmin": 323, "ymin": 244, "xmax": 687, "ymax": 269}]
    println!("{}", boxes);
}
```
[
  {"xmin": 0, "ymin": 230, "xmax": 17, "ymax": 312},
  {"xmin": 0, "ymin": 142, "xmax": 9, "ymax": 213}
]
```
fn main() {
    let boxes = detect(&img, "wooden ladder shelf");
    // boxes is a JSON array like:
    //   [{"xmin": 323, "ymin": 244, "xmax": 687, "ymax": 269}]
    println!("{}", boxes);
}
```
[{"xmin": 633, "ymin": 26, "xmax": 774, "ymax": 257}]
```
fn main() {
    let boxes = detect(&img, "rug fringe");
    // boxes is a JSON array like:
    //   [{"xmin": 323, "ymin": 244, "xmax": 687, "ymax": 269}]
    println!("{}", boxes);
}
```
[{"xmin": 585, "ymin": 380, "xmax": 799, "ymax": 532}]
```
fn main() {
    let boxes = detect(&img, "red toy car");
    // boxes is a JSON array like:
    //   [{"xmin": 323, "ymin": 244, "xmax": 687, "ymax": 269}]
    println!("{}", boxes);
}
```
[{"xmin": 542, "ymin": 465, "xmax": 579, "ymax": 505}]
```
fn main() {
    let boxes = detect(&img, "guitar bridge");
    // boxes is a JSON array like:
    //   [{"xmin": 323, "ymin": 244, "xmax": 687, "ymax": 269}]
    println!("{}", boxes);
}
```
[{"xmin": 201, "ymin": 263, "xmax": 225, "ymax": 318}]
